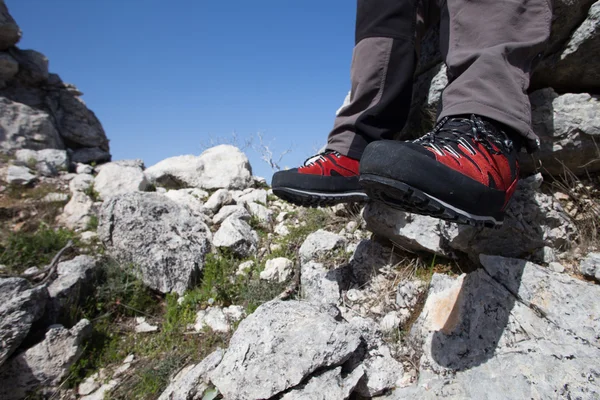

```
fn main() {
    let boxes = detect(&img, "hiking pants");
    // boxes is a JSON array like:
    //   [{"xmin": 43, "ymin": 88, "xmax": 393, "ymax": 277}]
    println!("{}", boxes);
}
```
[{"xmin": 327, "ymin": 0, "xmax": 553, "ymax": 159}]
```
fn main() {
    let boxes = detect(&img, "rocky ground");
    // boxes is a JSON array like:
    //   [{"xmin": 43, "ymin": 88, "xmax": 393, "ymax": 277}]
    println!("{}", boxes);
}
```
[{"xmin": 1, "ymin": 0, "xmax": 600, "ymax": 399}]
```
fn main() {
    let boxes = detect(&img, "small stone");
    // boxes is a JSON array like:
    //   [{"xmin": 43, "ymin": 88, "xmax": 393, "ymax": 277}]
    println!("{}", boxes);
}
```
[
  {"xmin": 78, "ymin": 373, "xmax": 100, "ymax": 396},
  {"xmin": 380, "ymin": 312, "xmax": 401, "ymax": 333},
  {"xmin": 260, "ymin": 257, "xmax": 294, "ymax": 283},
  {"xmin": 76, "ymin": 163, "xmax": 94, "ymax": 175},
  {"xmin": 135, "ymin": 317, "xmax": 158, "ymax": 333},
  {"xmin": 42, "ymin": 193, "xmax": 69, "ymax": 203},
  {"xmin": 299, "ymin": 230, "xmax": 346, "ymax": 262},
  {"xmin": 237, "ymin": 260, "xmax": 255, "ymax": 276},
  {"xmin": 22, "ymin": 267, "xmax": 40, "ymax": 276},
  {"xmin": 7, "ymin": 165, "xmax": 35, "ymax": 185},
  {"xmin": 549, "ymin": 262, "xmax": 565, "ymax": 273}
]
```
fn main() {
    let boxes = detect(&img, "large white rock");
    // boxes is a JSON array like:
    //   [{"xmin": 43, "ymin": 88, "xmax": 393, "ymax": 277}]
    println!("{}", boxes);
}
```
[
  {"xmin": 94, "ymin": 163, "xmax": 150, "ymax": 200},
  {"xmin": 163, "ymin": 189, "xmax": 206, "ymax": 215},
  {"xmin": 209, "ymin": 300, "xmax": 362, "ymax": 400},
  {"xmin": 16, "ymin": 149, "xmax": 68, "ymax": 172},
  {"xmin": 145, "ymin": 145, "xmax": 253, "ymax": 190},
  {"xmin": 204, "ymin": 189, "xmax": 233, "ymax": 215},
  {"xmin": 0, "ymin": 320, "xmax": 92, "ymax": 399},
  {"xmin": 300, "ymin": 261, "xmax": 344, "ymax": 305},
  {"xmin": 98, "ymin": 192, "xmax": 212, "ymax": 294}
]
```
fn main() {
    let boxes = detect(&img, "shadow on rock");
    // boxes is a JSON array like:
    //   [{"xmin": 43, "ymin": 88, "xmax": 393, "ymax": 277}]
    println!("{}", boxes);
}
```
[{"xmin": 428, "ymin": 259, "xmax": 527, "ymax": 371}]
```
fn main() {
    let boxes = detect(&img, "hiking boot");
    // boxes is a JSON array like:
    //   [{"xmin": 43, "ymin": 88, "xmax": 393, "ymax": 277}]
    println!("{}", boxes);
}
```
[
  {"xmin": 272, "ymin": 150, "xmax": 368, "ymax": 207},
  {"xmin": 359, "ymin": 115, "xmax": 520, "ymax": 227}
]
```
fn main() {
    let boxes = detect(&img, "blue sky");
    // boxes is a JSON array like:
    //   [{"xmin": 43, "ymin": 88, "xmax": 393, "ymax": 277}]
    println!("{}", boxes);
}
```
[{"xmin": 8, "ymin": 0, "xmax": 356, "ymax": 181}]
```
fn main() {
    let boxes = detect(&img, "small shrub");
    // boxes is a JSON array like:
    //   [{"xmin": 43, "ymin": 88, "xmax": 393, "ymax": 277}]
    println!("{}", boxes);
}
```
[{"xmin": 0, "ymin": 224, "xmax": 76, "ymax": 273}]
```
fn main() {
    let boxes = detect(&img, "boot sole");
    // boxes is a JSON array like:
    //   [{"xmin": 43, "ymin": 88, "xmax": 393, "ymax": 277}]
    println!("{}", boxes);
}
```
[
  {"xmin": 272, "ymin": 187, "xmax": 369, "ymax": 208},
  {"xmin": 359, "ymin": 174, "xmax": 503, "ymax": 228}
]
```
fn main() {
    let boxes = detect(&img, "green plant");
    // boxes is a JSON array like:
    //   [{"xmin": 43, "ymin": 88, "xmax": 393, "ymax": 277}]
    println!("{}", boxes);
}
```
[
  {"xmin": 0, "ymin": 224, "xmax": 76, "ymax": 274},
  {"xmin": 86, "ymin": 215, "xmax": 99, "ymax": 231},
  {"xmin": 83, "ymin": 183, "xmax": 101, "ymax": 202}
]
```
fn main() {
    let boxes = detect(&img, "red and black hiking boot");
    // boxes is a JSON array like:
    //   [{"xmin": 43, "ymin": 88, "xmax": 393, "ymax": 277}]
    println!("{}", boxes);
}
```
[
  {"xmin": 272, "ymin": 150, "xmax": 368, "ymax": 207},
  {"xmin": 359, "ymin": 115, "xmax": 521, "ymax": 227}
]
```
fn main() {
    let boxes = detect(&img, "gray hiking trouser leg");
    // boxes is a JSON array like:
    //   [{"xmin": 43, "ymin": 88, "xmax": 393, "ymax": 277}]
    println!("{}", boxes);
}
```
[{"xmin": 327, "ymin": 0, "xmax": 552, "ymax": 158}]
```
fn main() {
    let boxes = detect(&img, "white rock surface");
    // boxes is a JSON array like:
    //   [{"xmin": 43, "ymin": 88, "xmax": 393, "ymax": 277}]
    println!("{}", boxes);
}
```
[
  {"xmin": 57, "ymin": 191, "xmax": 94, "ymax": 230},
  {"xmin": 145, "ymin": 145, "xmax": 253, "ymax": 190},
  {"xmin": 204, "ymin": 189, "xmax": 233, "ymax": 215},
  {"xmin": 6, "ymin": 165, "xmax": 35, "ymax": 185},
  {"xmin": 299, "ymin": 230, "xmax": 346, "ymax": 262},
  {"xmin": 158, "ymin": 349, "xmax": 224, "ymax": 400},
  {"xmin": 210, "ymin": 300, "xmax": 362, "ymax": 400},
  {"xmin": 15, "ymin": 149, "xmax": 68, "ymax": 171},
  {"xmin": 93, "ymin": 162, "xmax": 150, "ymax": 200},
  {"xmin": 212, "ymin": 205, "xmax": 250, "ymax": 225},
  {"xmin": 213, "ymin": 216, "xmax": 258, "ymax": 258},
  {"xmin": 0, "ymin": 320, "xmax": 92, "ymax": 399},
  {"xmin": 260, "ymin": 257, "xmax": 294, "ymax": 283},
  {"xmin": 69, "ymin": 173, "xmax": 94, "ymax": 193},
  {"xmin": 579, "ymin": 252, "xmax": 600, "ymax": 280}
]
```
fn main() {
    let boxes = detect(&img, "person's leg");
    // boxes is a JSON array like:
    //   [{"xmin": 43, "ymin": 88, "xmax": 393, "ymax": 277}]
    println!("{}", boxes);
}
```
[
  {"xmin": 272, "ymin": 0, "xmax": 419, "ymax": 207},
  {"xmin": 359, "ymin": 0, "xmax": 552, "ymax": 226},
  {"xmin": 326, "ymin": 0, "xmax": 419, "ymax": 160}
]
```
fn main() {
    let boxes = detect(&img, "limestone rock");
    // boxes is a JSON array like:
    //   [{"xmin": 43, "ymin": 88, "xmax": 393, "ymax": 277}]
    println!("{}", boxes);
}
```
[
  {"xmin": 235, "ymin": 188, "xmax": 268, "ymax": 205},
  {"xmin": 47, "ymin": 256, "xmax": 99, "ymax": 322},
  {"xmin": 0, "ymin": 97, "xmax": 63, "ymax": 151},
  {"xmin": 521, "ymin": 88, "xmax": 600, "ymax": 175},
  {"xmin": 580, "ymin": 252, "xmax": 600, "ymax": 280},
  {"xmin": 0, "ymin": 278, "xmax": 48, "ymax": 367},
  {"xmin": 69, "ymin": 173, "xmax": 94, "ymax": 193},
  {"xmin": 15, "ymin": 149, "xmax": 69, "ymax": 171},
  {"xmin": 212, "ymin": 205, "xmax": 250, "ymax": 225},
  {"xmin": 158, "ymin": 349, "xmax": 224, "ymax": 400},
  {"xmin": 246, "ymin": 201, "xmax": 273, "ymax": 225},
  {"xmin": 98, "ymin": 192, "xmax": 212, "ymax": 294},
  {"xmin": 391, "ymin": 256, "xmax": 600, "ymax": 399},
  {"xmin": 299, "ymin": 230, "xmax": 346, "ymax": 262},
  {"xmin": 6, "ymin": 165, "xmax": 35, "ymax": 185},
  {"xmin": 204, "ymin": 189, "xmax": 233, "ymax": 215},
  {"xmin": 213, "ymin": 216, "xmax": 258, "ymax": 258},
  {"xmin": 0, "ymin": 320, "xmax": 92, "ymax": 400},
  {"xmin": 162, "ymin": 189, "xmax": 207, "ymax": 215},
  {"xmin": 93, "ymin": 162, "xmax": 150, "ymax": 200},
  {"xmin": 0, "ymin": 1, "xmax": 21, "ymax": 50},
  {"xmin": 260, "ymin": 257, "xmax": 294, "ymax": 283},
  {"xmin": 145, "ymin": 145, "xmax": 253, "ymax": 190},
  {"xmin": 57, "ymin": 192, "xmax": 93, "ymax": 230},
  {"xmin": 301, "ymin": 261, "xmax": 345, "ymax": 305},
  {"xmin": 363, "ymin": 202, "xmax": 449, "ymax": 256},
  {"xmin": 210, "ymin": 300, "xmax": 362, "ymax": 400},
  {"xmin": 281, "ymin": 366, "xmax": 364, "ymax": 400},
  {"xmin": 194, "ymin": 306, "xmax": 245, "ymax": 333}
]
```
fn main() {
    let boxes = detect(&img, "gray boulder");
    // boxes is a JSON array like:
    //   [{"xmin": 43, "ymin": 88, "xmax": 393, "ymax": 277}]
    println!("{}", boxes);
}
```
[
  {"xmin": 0, "ymin": 278, "xmax": 48, "ymax": 366},
  {"xmin": 212, "ymin": 216, "xmax": 258, "ymax": 258},
  {"xmin": 210, "ymin": 300, "xmax": 362, "ymax": 400},
  {"xmin": 0, "ymin": 1, "xmax": 21, "ymax": 50},
  {"xmin": 0, "ymin": 96, "xmax": 64, "ymax": 151},
  {"xmin": 0, "ymin": 320, "xmax": 92, "ymax": 400},
  {"xmin": 390, "ymin": 256, "xmax": 600, "ymax": 399},
  {"xmin": 98, "ymin": 192, "xmax": 212, "ymax": 294},
  {"xmin": 93, "ymin": 162, "xmax": 150, "ymax": 200},
  {"xmin": 212, "ymin": 205, "xmax": 250, "ymax": 225},
  {"xmin": 580, "ymin": 252, "xmax": 600, "ymax": 280},
  {"xmin": 301, "ymin": 261, "xmax": 345, "ymax": 305},
  {"xmin": 158, "ymin": 349, "xmax": 224, "ymax": 400},
  {"xmin": 521, "ymin": 88, "xmax": 600, "ymax": 175}
]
